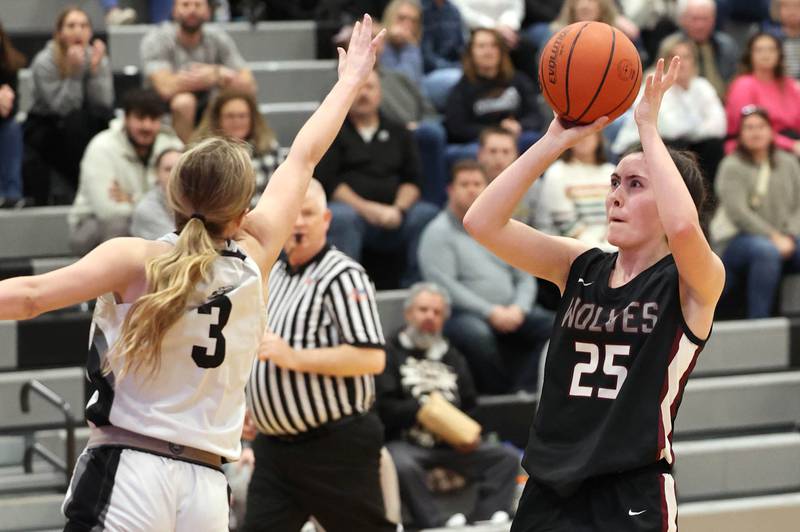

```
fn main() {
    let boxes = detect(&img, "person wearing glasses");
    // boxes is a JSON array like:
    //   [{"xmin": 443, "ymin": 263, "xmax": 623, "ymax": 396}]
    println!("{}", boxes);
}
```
[{"xmin": 713, "ymin": 105, "xmax": 800, "ymax": 318}]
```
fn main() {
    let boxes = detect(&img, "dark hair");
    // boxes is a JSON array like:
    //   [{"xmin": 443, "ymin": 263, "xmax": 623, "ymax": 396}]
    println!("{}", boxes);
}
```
[
  {"xmin": 478, "ymin": 126, "xmax": 516, "ymax": 147},
  {"xmin": 561, "ymin": 131, "xmax": 608, "ymax": 164},
  {"xmin": 734, "ymin": 106, "xmax": 777, "ymax": 167},
  {"xmin": 0, "ymin": 20, "xmax": 26, "ymax": 73},
  {"xmin": 622, "ymin": 144, "xmax": 707, "ymax": 215},
  {"xmin": 462, "ymin": 28, "xmax": 514, "ymax": 84},
  {"xmin": 449, "ymin": 158, "xmax": 487, "ymax": 184},
  {"xmin": 122, "ymin": 88, "xmax": 167, "ymax": 118},
  {"xmin": 739, "ymin": 32, "xmax": 784, "ymax": 78}
]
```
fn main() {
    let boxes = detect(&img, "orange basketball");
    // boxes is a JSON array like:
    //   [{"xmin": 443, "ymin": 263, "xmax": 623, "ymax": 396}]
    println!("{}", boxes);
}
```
[{"xmin": 538, "ymin": 21, "xmax": 642, "ymax": 126}]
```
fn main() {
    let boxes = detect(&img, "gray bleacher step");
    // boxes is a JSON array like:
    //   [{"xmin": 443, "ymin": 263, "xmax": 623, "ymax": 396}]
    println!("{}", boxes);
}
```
[
  {"xmin": 674, "ymin": 432, "xmax": 800, "ymax": 500},
  {"xmin": 675, "ymin": 371, "xmax": 800, "ymax": 435},
  {"xmin": 0, "ymin": 367, "xmax": 85, "ymax": 430},
  {"xmin": 694, "ymin": 318, "xmax": 790, "ymax": 376},
  {"xmin": 0, "ymin": 492, "xmax": 65, "ymax": 531},
  {"xmin": 679, "ymin": 492, "xmax": 800, "ymax": 532},
  {"xmin": 260, "ymin": 102, "xmax": 317, "ymax": 146},
  {"xmin": 2, "ymin": 0, "xmax": 103, "ymax": 33},
  {"xmin": 0, "ymin": 428, "xmax": 90, "ymax": 467},
  {"xmin": 251, "ymin": 60, "xmax": 337, "ymax": 104},
  {"xmin": 0, "ymin": 464, "xmax": 66, "ymax": 494},
  {"xmin": 0, "ymin": 207, "xmax": 72, "ymax": 259},
  {"xmin": 375, "ymin": 290, "xmax": 409, "ymax": 337},
  {"xmin": 108, "ymin": 21, "xmax": 318, "ymax": 71}
]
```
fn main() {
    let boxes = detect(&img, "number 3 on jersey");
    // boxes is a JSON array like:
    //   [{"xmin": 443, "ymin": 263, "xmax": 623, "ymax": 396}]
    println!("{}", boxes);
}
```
[
  {"xmin": 569, "ymin": 342, "xmax": 630, "ymax": 399},
  {"xmin": 192, "ymin": 295, "xmax": 232, "ymax": 368}
]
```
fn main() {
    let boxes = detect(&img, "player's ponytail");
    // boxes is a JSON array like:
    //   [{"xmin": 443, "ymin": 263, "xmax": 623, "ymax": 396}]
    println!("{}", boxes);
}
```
[{"xmin": 108, "ymin": 137, "xmax": 255, "ymax": 378}]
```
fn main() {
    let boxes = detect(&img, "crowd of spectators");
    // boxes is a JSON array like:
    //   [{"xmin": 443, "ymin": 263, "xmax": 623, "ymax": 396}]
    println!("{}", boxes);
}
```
[
  {"xmin": 6, "ymin": 0, "xmax": 800, "ymax": 529},
  {"xmin": 3, "ymin": 0, "xmax": 800, "ymax": 398}
]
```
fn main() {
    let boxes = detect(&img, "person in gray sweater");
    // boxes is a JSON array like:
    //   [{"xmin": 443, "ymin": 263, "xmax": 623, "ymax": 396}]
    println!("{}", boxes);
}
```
[
  {"xmin": 418, "ymin": 159, "xmax": 554, "ymax": 393},
  {"xmin": 23, "ymin": 6, "xmax": 114, "ymax": 202},
  {"xmin": 714, "ymin": 106, "xmax": 800, "ymax": 318}
]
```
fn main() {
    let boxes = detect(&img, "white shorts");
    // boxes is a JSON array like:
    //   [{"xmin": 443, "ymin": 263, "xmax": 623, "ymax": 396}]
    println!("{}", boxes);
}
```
[{"xmin": 62, "ymin": 446, "xmax": 229, "ymax": 531}]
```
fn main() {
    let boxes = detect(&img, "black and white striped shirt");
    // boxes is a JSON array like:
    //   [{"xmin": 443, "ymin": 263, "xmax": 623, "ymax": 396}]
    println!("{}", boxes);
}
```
[{"xmin": 246, "ymin": 245, "xmax": 385, "ymax": 436}]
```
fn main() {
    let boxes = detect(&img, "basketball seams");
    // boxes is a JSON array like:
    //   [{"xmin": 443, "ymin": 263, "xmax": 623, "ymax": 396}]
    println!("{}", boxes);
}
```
[
  {"xmin": 563, "ymin": 22, "xmax": 591, "ymax": 120},
  {"xmin": 602, "ymin": 55, "xmax": 642, "ymax": 121},
  {"xmin": 574, "ymin": 27, "xmax": 617, "ymax": 123}
]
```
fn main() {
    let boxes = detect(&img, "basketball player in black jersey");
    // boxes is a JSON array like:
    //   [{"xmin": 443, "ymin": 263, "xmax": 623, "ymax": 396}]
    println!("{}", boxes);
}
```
[{"xmin": 464, "ymin": 57, "xmax": 725, "ymax": 531}]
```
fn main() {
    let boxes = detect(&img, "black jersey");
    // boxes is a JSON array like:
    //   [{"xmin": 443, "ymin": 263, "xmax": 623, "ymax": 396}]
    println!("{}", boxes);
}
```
[{"xmin": 523, "ymin": 248, "xmax": 708, "ymax": 496}]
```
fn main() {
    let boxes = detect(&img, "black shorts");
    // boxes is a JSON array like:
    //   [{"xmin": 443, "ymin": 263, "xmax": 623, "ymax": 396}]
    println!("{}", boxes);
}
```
[{"xmin": 511, "ymin": 463, "xmax": 678, "ymax": 532}]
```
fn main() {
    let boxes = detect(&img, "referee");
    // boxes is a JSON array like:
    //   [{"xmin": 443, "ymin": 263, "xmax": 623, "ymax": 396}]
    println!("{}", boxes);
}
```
[{"xmin": 243, "ymin": 179, "xmax": 396, "ymax": 532}]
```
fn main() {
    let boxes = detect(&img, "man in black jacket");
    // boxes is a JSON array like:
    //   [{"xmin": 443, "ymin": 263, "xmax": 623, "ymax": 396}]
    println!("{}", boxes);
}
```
[{"xmin": 376, "ymin": 282, "xmax": 520, "ymax": 529}]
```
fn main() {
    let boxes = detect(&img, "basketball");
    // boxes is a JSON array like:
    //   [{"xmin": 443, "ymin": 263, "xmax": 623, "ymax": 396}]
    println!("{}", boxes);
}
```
[{"xmin": 538, "ymin": 21, "xmax": 642, "ymax": 126}]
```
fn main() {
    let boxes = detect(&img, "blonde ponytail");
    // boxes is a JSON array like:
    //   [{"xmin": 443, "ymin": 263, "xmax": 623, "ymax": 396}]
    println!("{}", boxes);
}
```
[{"xmin": 106, "ymin": 137, "xmax": 255, "ymax": 378}]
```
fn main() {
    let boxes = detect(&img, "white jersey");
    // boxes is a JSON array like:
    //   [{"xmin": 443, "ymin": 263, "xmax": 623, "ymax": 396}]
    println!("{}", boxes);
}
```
[{"xmin": 84, "ymin": 234, "xmax": 266, "ymax": 461}]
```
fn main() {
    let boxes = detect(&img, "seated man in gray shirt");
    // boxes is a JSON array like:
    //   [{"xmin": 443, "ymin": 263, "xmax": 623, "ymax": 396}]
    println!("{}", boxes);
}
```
[
  {"xmin": 418, "ymin": 159, "xmax": 554, "ymax": 394},
  {"xmin": 140, "ymin": 0, "xmax": 256, "ymax": 142}
]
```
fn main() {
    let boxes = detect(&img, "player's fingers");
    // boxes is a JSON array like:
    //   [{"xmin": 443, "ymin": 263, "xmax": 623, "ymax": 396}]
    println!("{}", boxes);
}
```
[{"xmin": 371, "ymin": 28, "xmax": 387, "ymax": 50}]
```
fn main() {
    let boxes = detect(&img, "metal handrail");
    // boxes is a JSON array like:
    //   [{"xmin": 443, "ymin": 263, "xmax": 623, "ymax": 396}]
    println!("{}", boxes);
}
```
[
  {"xmin": 23, "ymin": 442, "xmax": 66, "ymax": 476},
  {"xmin": 20, "ymin": 379, "xmax": 76, "ymax": 482}
]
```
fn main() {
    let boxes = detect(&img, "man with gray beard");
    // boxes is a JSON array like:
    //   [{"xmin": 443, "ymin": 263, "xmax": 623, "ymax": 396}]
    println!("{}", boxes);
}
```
[{"xmin": 375, "ymin": 283, "xmax": 520, "ymax": 529}]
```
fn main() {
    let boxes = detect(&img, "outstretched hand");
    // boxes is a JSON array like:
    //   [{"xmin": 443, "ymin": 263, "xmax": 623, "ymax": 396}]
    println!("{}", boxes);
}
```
[
  {"xmin": 634, "ymin": 56, "xmax": 679, "ymax": 127},
  {"xmin": 544, "ymin": 112, "xmax": 608, "ymax": 151},
  {"xmin": 336, "ymin": 14, "xmax": 387, "ymax": 86}
]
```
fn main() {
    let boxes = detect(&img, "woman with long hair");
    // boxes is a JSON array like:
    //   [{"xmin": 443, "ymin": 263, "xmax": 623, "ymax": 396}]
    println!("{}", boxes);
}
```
[
  {"xmin": 24, "ymin": 6, "xmax": 114, "ymax": 202},
  {"xmin": 465, "ymin": 57, "xmax": 724, "ymax": 530},
  {"xmin": 444, "ymin": 28, "xmax": 544, "ymax": 156},
  {"xmin": 725, "ymin": 31, "xmax": 800, "ymax": 155},
  {"xmin": 0, "ymin": 20, "xmax": 26, "ymax": 207},
  {"xmin": 714, "ymin": 105, "xmax": 800, "ymax": 318},
  {"xmin": 0, "ymin": 16, "xmax": 384, "ymax": 530},
  {"xmin": 193, "ymin": 89, "xmax": 282, "ymax": 204}
]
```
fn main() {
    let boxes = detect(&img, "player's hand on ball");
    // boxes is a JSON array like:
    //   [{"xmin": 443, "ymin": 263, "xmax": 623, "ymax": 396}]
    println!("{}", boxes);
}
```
[
  {"xmin": 635, "ymin": 56, "xmax": 679, "ymax": 127},
  {"xmin": 258, "ymin": 331, "xmax": 298, "ymax": 370},
  {"xmin": 545, "ymin": 112, "xmax": 608, "ymax": 151}
]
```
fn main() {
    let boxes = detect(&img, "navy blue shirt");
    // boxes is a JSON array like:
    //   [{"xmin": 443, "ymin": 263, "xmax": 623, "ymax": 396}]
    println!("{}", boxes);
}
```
[{"xmin": 421, "ymin": 0, "xmax": 465, "ymax": 72}]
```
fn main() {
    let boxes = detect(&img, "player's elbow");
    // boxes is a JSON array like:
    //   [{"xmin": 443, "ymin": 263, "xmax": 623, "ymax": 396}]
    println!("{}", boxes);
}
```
[{"xmin": 463, "ymin": 207, "xmax": 487, "ymax": 241}]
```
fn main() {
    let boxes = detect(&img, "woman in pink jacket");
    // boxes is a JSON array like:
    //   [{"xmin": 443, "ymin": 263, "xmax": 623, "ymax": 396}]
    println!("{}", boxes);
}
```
[{"xmin": 725, "ymin": 31, "xmax": 800, "ymax": 155}]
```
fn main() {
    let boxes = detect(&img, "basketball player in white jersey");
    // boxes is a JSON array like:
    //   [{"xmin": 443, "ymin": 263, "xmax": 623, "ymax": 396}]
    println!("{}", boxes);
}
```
[
  {"xmin": 0, "ymin": 15, "xmax": 385, "ymax": 532},
  {"xmin": 465, "ymin": 57, "xmax": 725, "ymax": 531}
]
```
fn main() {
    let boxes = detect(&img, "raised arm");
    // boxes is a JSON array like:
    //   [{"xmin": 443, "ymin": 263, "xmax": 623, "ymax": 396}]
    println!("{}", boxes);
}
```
[
  {"xmin": 241, "ymin": 15, "xmax": 385, "ymax": 271},
  {"xmin": 635, "ymin": 58, "xmax": 724, "ymax": 331},
  {"xmin": 0, "ymin": 238, "xmax": 148, "ymax": 321},
  {"xmin": 462, "ymin": 116, "xmax": 605, "ymax": 293}
]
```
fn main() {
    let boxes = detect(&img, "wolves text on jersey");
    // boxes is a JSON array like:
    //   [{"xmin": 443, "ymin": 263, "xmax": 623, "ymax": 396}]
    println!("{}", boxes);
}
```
[{"xmin": 561, "ymin": 297, "xmax": 659, "ymax": 334}]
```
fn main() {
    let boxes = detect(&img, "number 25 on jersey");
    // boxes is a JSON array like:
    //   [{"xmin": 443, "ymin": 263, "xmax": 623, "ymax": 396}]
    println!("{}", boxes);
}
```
[{"xmin": 569, "ymin": 342, "xmax": 630, "ymax": 400}]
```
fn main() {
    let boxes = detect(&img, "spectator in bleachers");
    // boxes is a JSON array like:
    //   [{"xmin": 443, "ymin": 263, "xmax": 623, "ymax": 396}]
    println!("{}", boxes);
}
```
[
  {"xmin": 537, "ymin": 131, "xmax": 616, "ymax": 250},
  {"xmin": 131, "ymin": 147, "xmax": 183, "ymax": 239},
  {"xmin": 24, "ymin": 6, "xmax": 114, "ymax": 203},
  {"xmin": 379, "ymin": 66, "xmax": 449, "ymax": 206},
  {"xmin": 614, "ymin": 34, "xmax": 726, "ymax": 183},
  {"xmin": 477, "ymin": 126, "xmax": 517, "ymax": 182},
  {"xmin": 192, "ymin": 89, "xmax": 283, "ymax": 204},
  {"xmin": 450, "ymin": 0, "xmax": 540, "ymax": 79},
  {"xmin": 541, "ymin": 0, "xmax": 642, "ymax": 51},
  {"xmin": 0, "ymin": 21, "xmax": 26, "ymax": 208},
  {"xmin": 418, "ymin": 160, "xmax": 553, "ymax": 394},
  {"xmin": 376, "ymin": 282, "xmax": 519, "ymax": 529},
  {"xmin": 444, "ymin": 28, "xmax": 544, "ymax": 160},
  {"xmin": 617, "ymin": 0, "xmax": 680, "ymax": 64},
  {"xmin": 380, "ymin": 0, "xmax": 425, "ymax": 87},
  {"xmin": 103, "ymin": 0, "xmax": 174, "ymax": 25},
  {"xmin": 140, "ymin": 0, "xmax": 256, "ymax": 143},
  {"xmin": 669, "ymin": 0, "xmax": 740, "ymax": 99},
  {"xmin": 713, "ymin": 105, "xmax": 800, "ymax": 318},
  {"xmin": 420, "ymin": 0, "xmax": 465, "ymax": 111},
  {"xmin": 69, "ymin": 89, "xmax": 182, "ymax": 255},
  {"xmin": 725, "ymin": 32, "xmax": 800, "ymax": 156},
  {"xmin": 764, "ymin": 0, "xmax": 800, "ymax": 80},
  {"xmin": 317, "ymin": 69, "xmax": 439, "ymax": 287}
]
